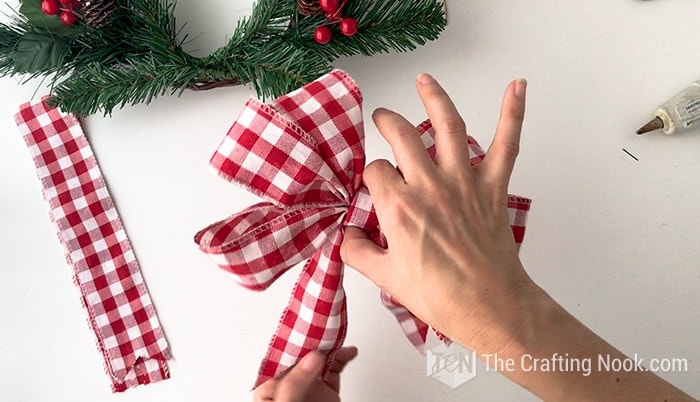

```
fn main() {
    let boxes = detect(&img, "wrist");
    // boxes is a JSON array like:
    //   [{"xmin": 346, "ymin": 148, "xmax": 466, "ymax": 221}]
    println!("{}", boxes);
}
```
[
  {"xmin": 494, "ymin": 283, "xmax": 565, "ymax": 359},
  {"xmin": 448, "ymin": 270, "xmax": 557, "ymax": 358}
]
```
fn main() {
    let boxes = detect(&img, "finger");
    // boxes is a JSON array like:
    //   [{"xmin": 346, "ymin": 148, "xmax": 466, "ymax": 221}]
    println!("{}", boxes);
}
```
[
  {"xmin": 253, "ymin": 379, "xmax": 277, "ymax": 401},
  {"xmin": 362, "ymin": 159, "xmax": 403, "ymax": 203},
  {"xmin": 275, "ymin": 351, "xmax": 325, "ymax": 402},
  {"xmin": 372, "ymin": 108, "xmax": 435, "ymax": 181},
  {"xmin": 329, "ymin": 346, "xmax": 358, "ymax": 373},
  {"xmin": 341, "ymin": 227, "xmax": 388, "ymax": 287},
  {"xmin": 481, "ymin": 79, "xmax": 527, "ymax": 193},
  {"xmin": 415, "ymin": 73, "xmax": 470, "ymax": 170},
  {"xmin": 326, "ymin": 346, "xmax": 359, "ymax": 392}
]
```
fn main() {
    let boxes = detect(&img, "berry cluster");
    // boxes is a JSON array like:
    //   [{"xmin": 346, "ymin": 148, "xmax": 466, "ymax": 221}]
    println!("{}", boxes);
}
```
[
  {"xmin": 313, "ymin": 0, "xmax": 358, "ymax": 45},
  {"xmin": 41, "ymin": 0, "xmax": 80, "ymax": 26}
]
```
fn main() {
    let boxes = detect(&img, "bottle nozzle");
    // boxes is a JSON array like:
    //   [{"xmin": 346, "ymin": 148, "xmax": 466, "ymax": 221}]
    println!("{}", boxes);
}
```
[{"xmin": 636, "ymin": 117, "xmax": 664, "ymax": 135}]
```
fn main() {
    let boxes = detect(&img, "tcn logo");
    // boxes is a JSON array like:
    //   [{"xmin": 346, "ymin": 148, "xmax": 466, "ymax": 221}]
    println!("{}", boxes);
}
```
[{"xmin": 426, "ymin": 332, "xmax": 478, "ymax": 389}]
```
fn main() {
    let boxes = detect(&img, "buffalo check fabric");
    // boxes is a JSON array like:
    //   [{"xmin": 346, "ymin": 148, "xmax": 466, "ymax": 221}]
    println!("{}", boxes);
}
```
[
  {"xmin": 15, "ymin": 99, "xmax": 171, "ymax": 392},
  {"xmin": 195, "ymin": 69, "xmax": 531, "ymax": 387}
]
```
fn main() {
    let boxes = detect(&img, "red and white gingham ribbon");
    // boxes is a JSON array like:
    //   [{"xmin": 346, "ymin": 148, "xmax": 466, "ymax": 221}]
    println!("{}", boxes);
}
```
[
  {"xmin": 15, "ymin": 99, "xmax": 171, "ymax": 392},
  {"xmin": 195, "ymin": 70, "xmax": 531, "ymax": 387}
]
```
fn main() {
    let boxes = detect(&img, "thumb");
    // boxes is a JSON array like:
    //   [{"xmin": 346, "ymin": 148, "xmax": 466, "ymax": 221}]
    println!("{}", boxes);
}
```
[
  {"xmin": 341, "ymin": 226, "xmax": 388, "ymax": 287},
  {"xmin": 276, "ymin": 351, "xmax": 325, "ymax": 401}
]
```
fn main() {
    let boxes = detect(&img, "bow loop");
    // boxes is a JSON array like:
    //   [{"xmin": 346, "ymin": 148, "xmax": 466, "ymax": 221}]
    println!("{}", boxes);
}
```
[
  {"xmin": 272, "ymin": 72, "xmax": 366, "ymax": 199},
  {"xmin": 210, "ymin": 97, "xmax": 351, "ymax": 208},
  {"xmin": 195, "ymin": 203, "xmax": 346, "ymax": 291},
  {"xmin": 195, "ymin": 70, "xmax": 532, "ymax": 388}
]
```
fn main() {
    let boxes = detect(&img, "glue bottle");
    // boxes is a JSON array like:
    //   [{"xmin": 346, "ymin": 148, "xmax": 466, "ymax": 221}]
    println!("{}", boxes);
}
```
[{"xmin": 636, "ymin": 81, "xmax": 700, "ymax": 135}]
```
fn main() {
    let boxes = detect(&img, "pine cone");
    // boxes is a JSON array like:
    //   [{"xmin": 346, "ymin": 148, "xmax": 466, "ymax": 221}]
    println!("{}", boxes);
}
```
[
  {"xmin": 297, "ymin": 0, "xmax": 321, "ymax": 16},
  {"xmin": 82, "ymin": 0, "xmax": 117, "ymax": 29}
]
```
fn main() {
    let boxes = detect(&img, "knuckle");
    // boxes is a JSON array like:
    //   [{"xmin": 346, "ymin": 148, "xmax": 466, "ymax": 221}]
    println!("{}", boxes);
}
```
[
  {"xmin": 499, "ymin": 138, "xmax": 520, "ymax": 160},
  {"xmin": 365, "ymin": 159, "xmax": 393, "ymax": 173},
  {"xmin": 390, "ymin": 125, "xmax": 419, "ymax": 140},
  {"xmin": 364, "ymin": 159, "xmax": 394, "ymax": 184},
  {"xmin": 436, "ymin": 116, "xmax": 467, "ymax": 134}
]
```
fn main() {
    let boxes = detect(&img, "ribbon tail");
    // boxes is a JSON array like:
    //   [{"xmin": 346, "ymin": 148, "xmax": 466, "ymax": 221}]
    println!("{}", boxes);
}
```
[
  {"xmin": 255, "ymin": 230, "xmax": 347, "ymax": 387},
  {"xmin": 380, "ymin": 292, "xmax": 429, "ymax": 354},
  {"xmin": 15, "ymin": 98, "xmax": 171, "ymax": 392}
]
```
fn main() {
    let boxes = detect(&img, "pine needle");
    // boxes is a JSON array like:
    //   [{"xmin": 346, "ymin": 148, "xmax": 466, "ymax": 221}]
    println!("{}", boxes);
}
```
[{"xmin": 1, "ymin": 0, "xmax": 447, "ymax": 116}]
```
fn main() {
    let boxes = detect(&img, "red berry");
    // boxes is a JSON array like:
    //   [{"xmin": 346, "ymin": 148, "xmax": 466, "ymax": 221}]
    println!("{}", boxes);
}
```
[
  {"xmin": 60, "ymin": 10, "xmax": 78, "ymax": 26},
  {"xmin": 41, "ymin": 0, "xmax": 60, "ymax": 15},
  {"xmin": 59, "ymin": 0, "xmax": 72, "ymax": 5},
  {"xmin": 340, "ymin": 17, "xmax": 358, "ymax": 36},
  {"xmin": 319, "ymin": 0, "xmax": 339, "ymax": 14},
  {"xmin": 314, "ymin": 25, "xmax": 332, "ymax": 45}
]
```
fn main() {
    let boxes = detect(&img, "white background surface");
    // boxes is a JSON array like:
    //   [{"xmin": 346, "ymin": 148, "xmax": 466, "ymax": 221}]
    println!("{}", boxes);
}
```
[{"xmin": 1, "ymin": 1, "xmax": 699, "ymax": 401}]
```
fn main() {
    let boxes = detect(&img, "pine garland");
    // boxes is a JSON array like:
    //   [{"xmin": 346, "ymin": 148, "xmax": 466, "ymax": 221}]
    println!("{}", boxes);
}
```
[{"xmin": 0, "ymin": 0, "xmax": 446, "ymax": 115}]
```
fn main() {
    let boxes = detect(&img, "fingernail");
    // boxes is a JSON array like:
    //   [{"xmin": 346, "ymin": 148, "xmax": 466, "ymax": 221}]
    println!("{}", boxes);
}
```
[
  {"xmin": 514, "ymin": 78, "xmax": 527, "ymax": 99},
  {"xmin": 417, "ymin": 73, "xmax": 436, "ymax": 85},
  {"xmin": 299, "ymin": 352, "xmax": 323, "ymax": 373}
]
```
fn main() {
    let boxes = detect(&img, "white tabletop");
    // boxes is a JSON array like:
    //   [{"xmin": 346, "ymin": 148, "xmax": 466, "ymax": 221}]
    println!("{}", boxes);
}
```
[{"xmin": 1, "ymin": 1, "xmax": 698, "ymax": 401}]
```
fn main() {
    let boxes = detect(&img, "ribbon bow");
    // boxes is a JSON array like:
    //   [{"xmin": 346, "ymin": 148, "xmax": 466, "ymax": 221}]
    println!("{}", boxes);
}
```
[{"xmin": 195, "ymin": 70, "xmax": 531, "ymax": 386}]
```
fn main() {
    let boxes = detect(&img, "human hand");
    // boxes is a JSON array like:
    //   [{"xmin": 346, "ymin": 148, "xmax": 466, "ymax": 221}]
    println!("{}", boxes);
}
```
[
  {"xmin": 341, "ymin": 75, "xmax": 538, "ymax": 356},
  {"xmin": 253, "ymin": 347, "xmax": 358, "ymax": 402},
  {"xmin": 341, "ymin": 74, "xmax": 697, "ymax": 402}
]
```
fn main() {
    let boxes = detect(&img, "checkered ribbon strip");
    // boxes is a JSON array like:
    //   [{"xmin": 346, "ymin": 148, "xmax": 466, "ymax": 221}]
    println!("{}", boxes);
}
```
[
  {"xmin": 15, "ymin": 99, "xmax": 171, "ymax": 392},
  {"xmin": 195, "ymin": 70, "xmax": 531, "ymax": 387}
]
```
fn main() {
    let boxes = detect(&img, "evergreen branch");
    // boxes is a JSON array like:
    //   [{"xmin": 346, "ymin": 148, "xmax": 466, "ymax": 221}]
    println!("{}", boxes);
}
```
[
  {"xmin": 199, "ymin": 0, "xmax": 334, "ymax": 99},
  {"xmin": 48, "ymin": 55, "xmax": 199, "ymax": 115},
  {"xmin": 66, "ymin": 15, "xmax": 140, "ymax": 68},
  {"xmin": 242, "ymin": 41, "xmax": 332, "ymax": 97},
  {"xmin": 125, "ymin": 0, "xmax": 186, "ymax": 60},
  {"xmin": 310, "ymin": 0, "xmax": 446, "ymax": 58},
  {"xmin": 66, "ymin": 0, "xmax": 187, "ymax": 69},
  {"xmin": 0, "ymin": 17, "xmax": 36, "ymax": 76},
  {"xmin": 0, "ymin": 0, "xmax": 447, "ymax": 115},
  {"xmin": 0, "ymin": 22, "xmax": 23, "ymax": 74},
  {"xmin": 228, "ymin": 0, "xmax": 297, "ymax": 46}
]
